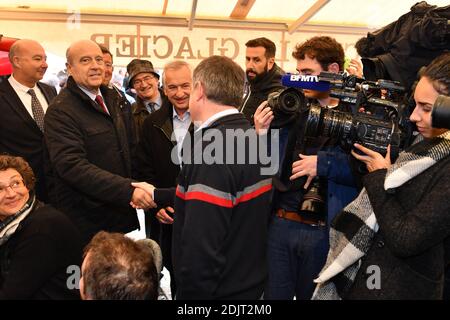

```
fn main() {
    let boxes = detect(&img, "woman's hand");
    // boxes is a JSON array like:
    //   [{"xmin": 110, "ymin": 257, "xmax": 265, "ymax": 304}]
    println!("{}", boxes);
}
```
[{"xmin": 351, "ymin": 143, "xmax": 391, "ymax": 172}]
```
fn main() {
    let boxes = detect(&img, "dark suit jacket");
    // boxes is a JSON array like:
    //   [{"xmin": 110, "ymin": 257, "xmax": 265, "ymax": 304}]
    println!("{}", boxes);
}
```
[{"xmin": 0, "ymin": 79, "xmax": 57, "ymax": 202}]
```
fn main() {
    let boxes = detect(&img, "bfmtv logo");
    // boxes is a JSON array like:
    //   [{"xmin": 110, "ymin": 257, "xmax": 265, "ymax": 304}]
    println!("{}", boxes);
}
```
[{"xmin": 290, "ymin": 74, "xmax": 319, "ymax": 82}]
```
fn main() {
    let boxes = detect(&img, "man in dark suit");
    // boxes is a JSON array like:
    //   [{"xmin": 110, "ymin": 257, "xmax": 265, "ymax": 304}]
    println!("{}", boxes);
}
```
[
  {"xmin": 0, "ymin": 39, "xmax": 57, "ymax": 202},
  {"xmin": 44, "ymin": 40, "xmax": 155, "ymax": 245}
]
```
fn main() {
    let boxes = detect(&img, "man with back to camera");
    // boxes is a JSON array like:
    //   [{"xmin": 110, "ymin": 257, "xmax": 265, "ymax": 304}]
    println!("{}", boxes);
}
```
[
  {"xmin": 240, "ymin": 37, "xmax": 285, "ymax": 122},
  {"xmin": 134, "ymin": 56, "xmax": 273, "ymax": 299},
  {"xmin": 254, "ymin": 36, "xmax": 360, "ymax": 299},
  {"xmin": 0, "ymin": 39, "xmax": 57, "ymax": 203},
  {"xmin": 44, "ymin": 39, "xmax": 155, "ymax": 245}
]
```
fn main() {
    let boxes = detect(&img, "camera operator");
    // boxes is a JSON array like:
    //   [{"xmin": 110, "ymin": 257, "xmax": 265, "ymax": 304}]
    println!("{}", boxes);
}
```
[
  {"xmin": 314, "ymin": 53, "xmax": 450, "ymax": 299},
  {"xmin": 240, "ymin": 37, "xmax": 285, "ymax": 122},
  {"xmin": 255, "ymin": 36, "xmax": 359, "ymax": 300}
]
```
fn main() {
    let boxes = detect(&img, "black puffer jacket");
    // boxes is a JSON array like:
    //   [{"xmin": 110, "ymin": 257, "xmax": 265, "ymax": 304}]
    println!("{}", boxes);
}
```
[
  {"xmin": 132, "ymin": 89, "xmax": 170, "ymax": 143},
  {"xmin": 240, "ymin": 63, "xmax": 284, "ymax": 122}
]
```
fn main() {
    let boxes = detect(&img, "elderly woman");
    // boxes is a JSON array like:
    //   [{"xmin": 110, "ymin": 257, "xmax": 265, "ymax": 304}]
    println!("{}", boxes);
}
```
[
  {"xmin": 0, "ymin": 155, "xmax": 82, "ymax": 299},
  {"xmin": 314, "ymin": 53, "xmax": 450, "ymax": 300}
]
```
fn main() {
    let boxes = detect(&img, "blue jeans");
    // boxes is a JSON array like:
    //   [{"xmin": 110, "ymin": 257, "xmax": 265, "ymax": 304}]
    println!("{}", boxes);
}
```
[{"xmin": 265, "ymin": 216, "xmax": 329, "ymax": 300}]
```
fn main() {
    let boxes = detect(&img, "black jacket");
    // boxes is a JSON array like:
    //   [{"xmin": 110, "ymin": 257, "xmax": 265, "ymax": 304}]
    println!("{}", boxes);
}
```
[
  {"xmin": 0, "ymin": 80, "xmax": 57, "ymax": 202},
  {"xmin": 136, "ymin": 103, "xmax": 181, "ymax": 188},
  {"xmin": 346, "ymin": 156, "xmax": 450, "ymax": 300},
  {"xmin": 44, "ymin": 76, "xmax": 138, "ymax": 244},
  {"xmin": 240, "ymin": 63, "xmax": 285, "ymax": 122},
  {"xmin": 0, "ymin": 202, "xmax": 82, "ymax": 300},
  {"xmin": 132, "ymin": 89, "xmax": 170, "ymax": 143}
]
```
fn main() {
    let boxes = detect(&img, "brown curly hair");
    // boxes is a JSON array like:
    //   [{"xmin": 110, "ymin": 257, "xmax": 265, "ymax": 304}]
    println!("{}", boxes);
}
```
[
  {"xmin": 0, "ymin": 155, "xmax": 35, "ymax": 191},
  {"xmin": 292, "ymin": 36, "xmax": 345, "ymax": 71}
]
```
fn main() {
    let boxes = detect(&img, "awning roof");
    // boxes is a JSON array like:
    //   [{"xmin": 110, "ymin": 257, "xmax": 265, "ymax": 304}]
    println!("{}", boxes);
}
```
[{"xmin": 1, "ymin": 0, "xmax": 449, "ymax": 32}]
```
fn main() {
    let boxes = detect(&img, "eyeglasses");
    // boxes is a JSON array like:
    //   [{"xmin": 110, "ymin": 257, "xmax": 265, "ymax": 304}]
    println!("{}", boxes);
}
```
[
  {"xmin": 133, "ymin": 75, "xmax": 155, "ymax": 87},
  {"xmin": 0, "ymin": 179, "xmax": 25, "ymax": 196}
]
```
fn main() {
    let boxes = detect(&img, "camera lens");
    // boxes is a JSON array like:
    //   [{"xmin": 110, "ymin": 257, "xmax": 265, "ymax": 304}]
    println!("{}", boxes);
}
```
[
  {"xmin": 322, "ymin": 109, "xmax": 352, "ymax": 139},
  {"xmin": 267, "ymin": 88, "xmax": 306, "ymax": 116},
  {"xmin": 432, "ymin": 95, "xmax": 450, "ymax": 129},
  {"xmin": 305, "ymin": 105, "xmax": 353, "ymax": 140},
  {"xmin": 280, "ymin": 92, "xmax": 300, "ymax": 114}
]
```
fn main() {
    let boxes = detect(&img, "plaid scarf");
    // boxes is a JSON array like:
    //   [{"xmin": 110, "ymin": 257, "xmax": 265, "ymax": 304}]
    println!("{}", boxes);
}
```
[
  {"xmin": 312, "ymin": 131, "xmax": 450, "ymax": 300},
  {"xmin": 0, "ymin": 195, "xmax": 35, "ymax": 246}
]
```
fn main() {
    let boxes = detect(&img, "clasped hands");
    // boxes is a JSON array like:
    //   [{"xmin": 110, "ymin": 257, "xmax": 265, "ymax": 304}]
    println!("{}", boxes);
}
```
[
  {"xmin": 130, "ymin": 182, "xmax": 157, "ymax": 210},
  {"xmin": 130, "ymin": 182, "xmax": 175, "ymax": 225}
]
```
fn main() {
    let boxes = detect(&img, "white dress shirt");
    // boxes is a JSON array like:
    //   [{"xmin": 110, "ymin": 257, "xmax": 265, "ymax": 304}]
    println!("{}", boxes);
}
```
[{"xmin": 8, "ymin": 74, "xmax": 49, "ymax": 117}]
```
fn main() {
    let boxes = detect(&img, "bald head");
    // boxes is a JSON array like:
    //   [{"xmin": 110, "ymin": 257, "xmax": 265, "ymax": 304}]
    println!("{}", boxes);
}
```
[
  {"xmin": 9, "ymin": 39, "xmax": 48, "ymax": 88},
  {"xmin": 66, "ymin": 40, "xmax": 105, "ymax": 93},
  {"xmin": 66, "ymin": 40, "xmax": 101, "ymax": 64},
  {"xmin": 9, "ymin": 39, "xmax": 43, "ymax": 63}
]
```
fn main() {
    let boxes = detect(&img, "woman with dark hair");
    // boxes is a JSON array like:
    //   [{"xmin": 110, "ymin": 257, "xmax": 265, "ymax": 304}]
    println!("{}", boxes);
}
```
[
  {"xmin": 314, "ymin": 53, "xmax": 450, "ymax": 300},
  {"xmin": 0, "ymin": 155, "xmax": 82, "ymax": 299}
]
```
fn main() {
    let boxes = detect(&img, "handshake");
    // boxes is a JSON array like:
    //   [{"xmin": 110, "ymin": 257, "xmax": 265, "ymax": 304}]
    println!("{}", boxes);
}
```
[{"xmin": 130, "ymin": 181, "xmax": 157, "ymax": 210}]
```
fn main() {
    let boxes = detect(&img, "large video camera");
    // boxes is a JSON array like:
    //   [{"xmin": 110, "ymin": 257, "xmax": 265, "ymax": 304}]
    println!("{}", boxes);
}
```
[{"xmin": 305, "ymin": 72, "xmax": 411, "ymax": 155}]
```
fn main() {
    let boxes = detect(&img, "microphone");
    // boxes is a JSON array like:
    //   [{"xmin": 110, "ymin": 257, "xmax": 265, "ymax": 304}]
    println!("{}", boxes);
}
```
[{"xmin": 281, "ymin": 73, "xmax": 331, "ymax": 92}]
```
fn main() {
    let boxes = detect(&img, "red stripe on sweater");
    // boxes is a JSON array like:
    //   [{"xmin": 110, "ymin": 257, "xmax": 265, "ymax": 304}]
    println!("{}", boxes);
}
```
[
  {"xmin": 235, "ymin": 183, "xmax": 272, "ymax": 205},
  {"xmin": 176, "ymin": 183, "xmax": 272, "ymax": 208},
  {"xmin": 177, "ymin": 190, "xmax": 233, "ymax": 208}
]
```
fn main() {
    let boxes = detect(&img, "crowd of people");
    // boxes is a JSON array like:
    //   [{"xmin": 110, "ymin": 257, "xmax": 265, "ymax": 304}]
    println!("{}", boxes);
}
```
[{"xmin": 0, "ymin": 33, "xmax": 449, "ymax": 300}]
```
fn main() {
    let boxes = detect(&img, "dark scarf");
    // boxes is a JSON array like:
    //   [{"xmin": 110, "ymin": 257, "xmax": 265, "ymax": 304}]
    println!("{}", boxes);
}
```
[{"xmin": 0, "ymin": 195, "xmax": 36, "ymax": 246}]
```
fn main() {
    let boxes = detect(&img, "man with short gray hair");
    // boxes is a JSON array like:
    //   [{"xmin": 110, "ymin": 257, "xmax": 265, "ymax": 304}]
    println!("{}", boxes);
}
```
[{"xmin": 147, "ymin": 56, "xmax": 273, "ymax": 299}]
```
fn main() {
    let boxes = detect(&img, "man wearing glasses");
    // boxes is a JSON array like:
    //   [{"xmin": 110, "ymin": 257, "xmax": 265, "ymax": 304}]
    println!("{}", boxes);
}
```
[{"xmin": 126, "ymin": 59, "xmax": 170, "ymax": 141}]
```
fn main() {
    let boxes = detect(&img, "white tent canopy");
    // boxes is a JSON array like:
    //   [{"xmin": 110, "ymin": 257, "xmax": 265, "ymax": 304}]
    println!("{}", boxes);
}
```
[{"xmin": 0, "ymin": 0, "xmax": 448, "ymax": 73}]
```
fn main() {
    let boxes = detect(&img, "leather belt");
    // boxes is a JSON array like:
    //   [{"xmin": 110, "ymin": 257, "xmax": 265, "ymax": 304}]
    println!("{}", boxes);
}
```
[{"xmin": 276, "ymin": 208, "xmax": 326, "ymax": 227}]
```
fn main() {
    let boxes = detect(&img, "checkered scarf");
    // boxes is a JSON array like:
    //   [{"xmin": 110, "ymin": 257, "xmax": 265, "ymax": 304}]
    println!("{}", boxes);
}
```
[{"xmin": 312, "ymin": 131, "xmax": 450, "ymax": 300}]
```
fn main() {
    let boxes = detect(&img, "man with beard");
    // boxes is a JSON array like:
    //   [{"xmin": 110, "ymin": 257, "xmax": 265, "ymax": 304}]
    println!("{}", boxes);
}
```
[{"xmin": 240, "ymin": 37, "xmax": 285, "ymax": 122}]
